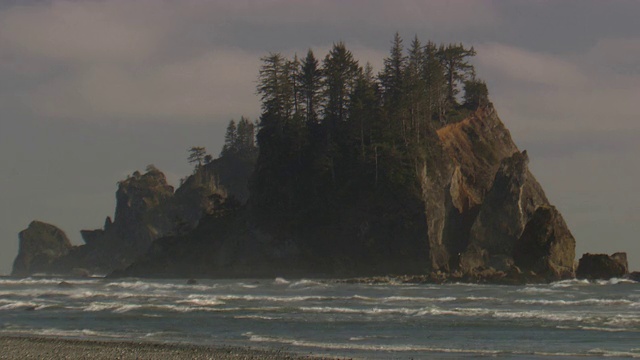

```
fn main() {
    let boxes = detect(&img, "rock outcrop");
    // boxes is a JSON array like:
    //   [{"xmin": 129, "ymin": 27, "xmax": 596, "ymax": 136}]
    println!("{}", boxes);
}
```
[
  {"xmin": 12, "ymin": 154, "xmax": 255, "ymax": 277},
  {"xmin": 113, "ymin": 106, "xmax": 577, "ymax": 282},
  {"xmin": 436, "ymin": 107, "xmax": 573, "ymax": 281},
  {"xmin": 12, "ymin": 221, "xmax": 73, "ymax": 277},
  {"xmin": 513, "ymin": 205, "xmax": 576, "ymax": 280},
  {"xmin": 576, "ymin": 253, "xmax": 629, "ymax": 280},
  {"xmin": 13, "ymin": 103, "xmax": 582, "ymax": 283}
]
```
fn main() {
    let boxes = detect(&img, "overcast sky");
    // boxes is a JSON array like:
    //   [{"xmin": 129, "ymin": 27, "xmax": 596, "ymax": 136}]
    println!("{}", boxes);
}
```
[{"xmin": 1, "ymin": 0, "xmax": 639, "ymax": 275}]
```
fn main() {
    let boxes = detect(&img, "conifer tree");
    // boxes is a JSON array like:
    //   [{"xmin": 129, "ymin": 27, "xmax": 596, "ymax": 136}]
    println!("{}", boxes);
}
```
[
  {"xmin": 299, "ymin": 49, "xmax": 322, "ymax": 125},
  {"xmin": 221, "ymin": 120, "xmax": 237, "ymax": 156},
  {"xmin": 187, "ymin": 146, "xmax": 207, "ymax": 167},
  {"xmin": 405, "ymin": 35, "xmax": 427, "ymax": 143},
  {"xmin": 463, "ymin": 78, "xmax": 489, "ymax": 109},
  {"xmin": 380, "ymin": 32, "xmax": 407, "ymax": 109},
  {"xmin": 424, "ymin": 42, "xmax": 447, "ymax": 124},
  {"xmin": 258, "ymin": 53, "xmax": 292, "ymax": 118},
  {"xmin": 437, "ymin": 43, "xmax": 476, "ymax": 106},
  {"xmin": 322, "ymin": 42, "xmax": 359, "ymax": 129}
]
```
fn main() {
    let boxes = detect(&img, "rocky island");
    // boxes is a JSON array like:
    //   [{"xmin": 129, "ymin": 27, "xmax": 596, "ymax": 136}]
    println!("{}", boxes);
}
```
[{"xmin": 11, "ymin": 36, "xmax": 633, "ymax": 283}]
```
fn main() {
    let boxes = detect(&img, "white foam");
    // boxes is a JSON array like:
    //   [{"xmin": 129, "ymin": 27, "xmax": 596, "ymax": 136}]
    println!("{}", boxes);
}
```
[
  {"xmin": 588, "ymin": 348, "xmax": 640, "ymax": 358},
  {"xmin": 382, "ymin": 296, "xmax": 457, "ymax": 303},
  {"xmin": 273, "ymin": 277, "xmax": 290, "ymax": 285},
  {"xmin": 596, "ymin": 278, "xmax": 638, "ymax": 285},
  {"xmin": 515, "ymin": 298, "xmax": 635, "ymax": 306},
  {"xmin": 517, "ymin": 287, "xmax": 556, "ymax": 294},
  {"xmin": 550, "ymin": 279, "xmax": 591, "ymax": 288},
  {"xmin": 105, "ymin": 280, "xmax": 209, "ymax": 292},
  {"xmin": 176, "ymin": 298, "xmax": 225, "ymax": 307},
  {"xmin": 0, "ymin": 301, "xmax": 40, "ymax": 310},
  {"xmin": 244, "ymin": 333, "xmax": 504, "ymax": 355},
  {"xmin": 233, "ymin": 315, "xmax": 279, "ymax": 320},
  {"xmin": 288, "ymin": 279, "xmax": 326, "ymax": 288}
]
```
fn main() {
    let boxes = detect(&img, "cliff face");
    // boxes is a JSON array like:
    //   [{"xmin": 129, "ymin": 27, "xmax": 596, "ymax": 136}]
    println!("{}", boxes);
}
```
[{"xmin": 114, "ymin": 105, "xmax": 576, "ymax": 282}]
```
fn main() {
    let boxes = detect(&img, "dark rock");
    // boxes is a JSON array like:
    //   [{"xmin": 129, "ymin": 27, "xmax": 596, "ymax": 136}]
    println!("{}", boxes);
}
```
[
  {"xmin": 12, "ymin": 221, "xmax": 73, "ymax": 277},
  {"xmin": 513, "ymin": 205, "xmax": 576, "ymax": 281},
  {"xmin": 576, "ymin": 253, "xmax": 628, "ymax": 280},
  {"xmin": 186, "ymin": 279, "xmax": 198, "ymax": 285},
  {"xmin": 626, "ymin": 271, "xmax": 640, "ymax": 282},
  {"xmin": 459, "ymin": 150, "xmax": 549, "ymax": 276},
  {"xmin": 113, "ymin": 105, "xmax": 578, "ymax": 283},
  {"xmin": 57, "ymin": 281, "xmax": 74, "ymax": 288},
  {"xmin": 14, "ymin": 105, "xmax": 583, "ymax": 284},
  {"xmin": 14, "ymin": 159, "xmax": 254, "ymax": 276},
  {"xmin": 611, "ymin": 252, "xmax": 629, "ymax": 273}
]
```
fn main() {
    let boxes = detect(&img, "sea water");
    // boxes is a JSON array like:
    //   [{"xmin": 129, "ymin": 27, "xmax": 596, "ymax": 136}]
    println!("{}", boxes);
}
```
[{"xmin": 0, "ymin": 276, "xmax": 638, "ymax": 359}]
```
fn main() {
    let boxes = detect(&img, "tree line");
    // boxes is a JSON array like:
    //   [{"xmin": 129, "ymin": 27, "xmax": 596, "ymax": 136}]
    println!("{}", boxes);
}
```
[{"xmin": 250, "ymin": 33, "xmax": 489, "ymax": 235}]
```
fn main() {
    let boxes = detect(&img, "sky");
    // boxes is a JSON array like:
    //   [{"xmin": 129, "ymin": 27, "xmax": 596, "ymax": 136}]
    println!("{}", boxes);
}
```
[{"xmin": 1, "ymin": 0, "xmax": 639, "ymax": 275}]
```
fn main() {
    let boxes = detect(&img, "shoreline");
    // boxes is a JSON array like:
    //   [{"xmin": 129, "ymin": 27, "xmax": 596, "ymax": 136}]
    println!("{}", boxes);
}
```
[{"xmin": 0, "ymin": 335, "xmax": 343, "ymax": 360}]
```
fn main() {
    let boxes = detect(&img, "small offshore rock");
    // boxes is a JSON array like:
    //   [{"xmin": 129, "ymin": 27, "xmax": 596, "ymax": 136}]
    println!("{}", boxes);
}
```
[{"xmin": 576, "ymin": 253, "xmax": 628, "ymax": 280}]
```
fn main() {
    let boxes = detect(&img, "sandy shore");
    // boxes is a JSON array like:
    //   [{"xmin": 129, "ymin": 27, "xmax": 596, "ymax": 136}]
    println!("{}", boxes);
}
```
[{"xmin": 0, "ymin": 336, "xmax": 343, "ymax": 360}]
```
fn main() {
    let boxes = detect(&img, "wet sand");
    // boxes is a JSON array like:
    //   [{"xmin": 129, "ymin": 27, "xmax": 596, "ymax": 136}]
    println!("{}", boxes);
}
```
[{"xmin": 0, "ymin": 336, "xmax": 342, "ymax": 359}]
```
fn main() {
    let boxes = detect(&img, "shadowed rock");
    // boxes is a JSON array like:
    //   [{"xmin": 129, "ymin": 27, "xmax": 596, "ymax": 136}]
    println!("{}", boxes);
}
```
[
  {"xmin": 12, "ymin": 221, "xmax": 73, "ymax": 277},
  {"xmin": 513, "ymin": 205, "xmax": 576, "ymax": 280},
  {"xmin": 576, "ymin": 253, "xmax": 628, "ymax": 280}
]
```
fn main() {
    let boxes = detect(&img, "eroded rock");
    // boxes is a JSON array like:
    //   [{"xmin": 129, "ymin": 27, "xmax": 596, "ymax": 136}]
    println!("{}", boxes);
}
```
[
  {"xmin": 576, "ymin": 253, "xmax": 628, "ymax": 280},
  {"xmin": 12, "ymin": 221, "xmax": 73, "ymax": 277}
]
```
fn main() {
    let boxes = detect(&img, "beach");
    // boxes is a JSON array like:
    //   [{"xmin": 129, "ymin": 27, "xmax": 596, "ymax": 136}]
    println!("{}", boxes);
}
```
[{"xmin": 0, "ymin": 336, "xmax": 335, "ymax": 360}]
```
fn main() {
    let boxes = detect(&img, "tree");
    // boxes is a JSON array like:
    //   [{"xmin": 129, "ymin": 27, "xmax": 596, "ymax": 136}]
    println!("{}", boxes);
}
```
[
  {"xmin": 299, "ymin": 49, "xmax": 323, "ymax": 125},
  {"xmin": 187, "ymin": 146, "xmax": 207, "ymax": 167},
  {"xmin": 405, "ymin": 35, "xmax": 426, "ymax": 143},
  {"xmin": 424, "ymin": 41, "xmax": 447, "ymax": 124},
  {"xmin": 257, "ymin": 53, "xmax": 291, "ymax": 117},
  {"xmin": 236, "ymin": 116, "xmax": 256, "ymax": 153},
  {"xmin": 380, "ymin": 32, "xmax": 407, "ymax": 108},
  {"xmin": 437, "ymin": 43, "xmax": 476, "ymax": 106},
  {"xmin": 322, "ymin": 42, "xmax": 359, "ymax": 129},
  {"xmin": 463, "ymin": 78, "xmax": 489, "ymax": 109},
  {"xmin": 221, "ymin": 120, "xmax": 237, "ymax": 156}
]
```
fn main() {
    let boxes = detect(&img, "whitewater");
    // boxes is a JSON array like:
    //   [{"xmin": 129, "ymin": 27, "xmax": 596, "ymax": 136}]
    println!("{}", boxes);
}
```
[{"xmin": 0, "ymin": 277, "xmax": 638, "ymax": 359}]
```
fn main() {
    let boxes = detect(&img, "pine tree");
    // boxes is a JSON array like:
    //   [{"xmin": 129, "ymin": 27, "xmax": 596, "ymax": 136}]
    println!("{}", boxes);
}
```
[
  {"xmin": 322, "ymin": 42, "xmax": 359, "ymax": 129},
  {"xmin": 424, "ymin": 42, "xmax": 447, "ymax": 125},
  {"xmin": 299, "ymin": 49, "xmax": 323, "ymax": 125},
  {"xmin": 257, "ymin": 53, "xmax": 291, "ymax": 118},
  {"xmin": 221, "ymin": 120, "xmax": 237, "ymax": 156},
  {"xmin": 380, "ymin": 32, "xmax": 407, "ymax": 109},
  {"xmin": 187, "ymin": 146, "xmax": 207, "ymax": 168},
  {"xmin": 405, "ymin": 35, "xmax": 426, "ymax": 143},
  {"xmin": 463, "ymin": 78, "xmax": 489, "ymax": 109},
  {"xmin": 236, "ymin": 116, "xmax": 256, "ymax": 153},
  {"xmin": 437, "ymin": 43, "xmax": 476, "ymax": 106}
]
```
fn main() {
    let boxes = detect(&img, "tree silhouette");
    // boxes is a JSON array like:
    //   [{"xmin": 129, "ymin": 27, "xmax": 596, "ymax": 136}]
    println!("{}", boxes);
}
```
[{"xmin": 187, "ymin": 146, "xmax": 207, "ymax": 167}]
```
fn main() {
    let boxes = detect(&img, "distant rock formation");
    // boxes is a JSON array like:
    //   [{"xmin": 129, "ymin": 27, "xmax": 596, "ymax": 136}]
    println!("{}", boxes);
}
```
[
  {"xmin": 12, "ymin": 104, "xmax": 582, "ymax": 283},
  {"xmin": 113, "ymin": 106, "xmax": 577, "ymax": 283},
  {"xmin": 576, "ymin": 253, "xmax": 629, "ymax": 280},
  {"xmin": 12, "ymin": 221, "xmax": 73, "ymax": 277},
  {"xmin": 12, "ymin": 154, "xmax": 255, "ymax": 277}
]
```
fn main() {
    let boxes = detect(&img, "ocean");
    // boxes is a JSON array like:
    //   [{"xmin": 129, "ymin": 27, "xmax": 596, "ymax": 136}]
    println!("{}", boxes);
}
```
[{"xmin": 0, "ymin": 276, "xmax": 638, "ymax": 359}]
